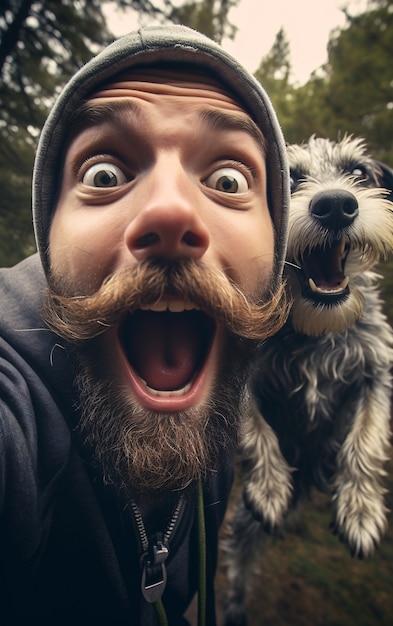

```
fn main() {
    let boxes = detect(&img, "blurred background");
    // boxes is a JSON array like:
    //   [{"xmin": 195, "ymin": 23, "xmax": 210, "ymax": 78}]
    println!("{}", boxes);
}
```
[{"xmin": 1, "ymin": 1, "xmax": 393, "ymax": 623}]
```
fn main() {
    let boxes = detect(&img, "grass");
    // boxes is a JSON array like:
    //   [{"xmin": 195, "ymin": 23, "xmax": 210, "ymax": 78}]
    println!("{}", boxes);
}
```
[{"xmin": 216, "ymin": 470, "xmax": 393, "ymax": 626}]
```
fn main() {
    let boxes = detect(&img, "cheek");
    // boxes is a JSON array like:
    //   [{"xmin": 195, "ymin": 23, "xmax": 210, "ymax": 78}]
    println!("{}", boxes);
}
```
[
  {"xmin": 213, "ymin": 212, "xmax": 275, "ymax": 293},
  {"xmin": 49, "ymin": 206, "xmax": 125, "ymax": 291}
]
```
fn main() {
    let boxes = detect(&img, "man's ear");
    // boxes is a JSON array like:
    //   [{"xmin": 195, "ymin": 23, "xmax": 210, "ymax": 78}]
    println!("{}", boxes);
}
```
[{"xmin": 376, "ymin": 161, "xmax": 393, "ymax": 202}]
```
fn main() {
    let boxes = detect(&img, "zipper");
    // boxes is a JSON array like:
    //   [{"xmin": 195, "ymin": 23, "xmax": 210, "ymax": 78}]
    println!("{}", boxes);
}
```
[{"xmin": 129, "ymin": 494, "xmax": 185, "ymax": 604}]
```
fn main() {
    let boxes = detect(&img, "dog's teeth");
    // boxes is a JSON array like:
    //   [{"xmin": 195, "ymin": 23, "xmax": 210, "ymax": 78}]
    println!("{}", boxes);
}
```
[
  {"xmin": 308, "ymin": 278, "xmax": 321, "ymax": 293},
  {"xmin": 340, "ymin": 276, "xmax": 349, "ymax": 290},
  {"xmin": 308, "ymin": 276, "xmax": 349, "ymax": 294}
]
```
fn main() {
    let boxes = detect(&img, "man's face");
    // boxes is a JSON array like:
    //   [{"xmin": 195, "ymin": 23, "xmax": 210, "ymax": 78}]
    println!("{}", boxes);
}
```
[{"xmin": 47, "ymin": 69, "xmax": 277, "ymax": 493}]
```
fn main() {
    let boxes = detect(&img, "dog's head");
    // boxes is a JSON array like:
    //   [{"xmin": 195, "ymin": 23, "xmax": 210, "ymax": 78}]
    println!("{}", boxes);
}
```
[{"xmin": 285, "ymin": 135, "xmax": 393, "ymax": 336}]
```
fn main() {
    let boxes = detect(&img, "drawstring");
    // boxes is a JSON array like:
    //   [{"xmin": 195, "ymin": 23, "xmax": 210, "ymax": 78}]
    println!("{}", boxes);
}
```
[
  {"xmin": 152, "ymin": 479, "xmax": 206, "ymax": 626},
  {"xmin": 197, "ymin": 479, "xmax": 206, "ymax": 626},
  {"xmin": 153, "ymin": 598, "xmax": 169, "ymax": 626}
]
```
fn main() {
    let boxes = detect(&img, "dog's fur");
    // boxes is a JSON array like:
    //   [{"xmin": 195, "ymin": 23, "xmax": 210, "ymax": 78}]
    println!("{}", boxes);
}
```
[{"xmin": 223, "ymin": 136, "xmax": 393, "ymax": 626}]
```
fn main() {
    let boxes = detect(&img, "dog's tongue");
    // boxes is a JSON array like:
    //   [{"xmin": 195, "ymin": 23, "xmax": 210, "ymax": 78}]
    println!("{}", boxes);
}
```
[
  {"xmin": 126, "ymin": 310, "xmax": 203, "ymax": 391},
  {"xmin": 305, "ymin": 239, "xmax": 345, "ymax": 288}
]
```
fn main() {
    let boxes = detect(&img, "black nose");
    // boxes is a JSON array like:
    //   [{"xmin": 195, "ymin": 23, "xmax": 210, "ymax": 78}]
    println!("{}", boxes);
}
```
[{"xmin": 310, "ymin": 189, "xmax": 359, "ymax": 230}]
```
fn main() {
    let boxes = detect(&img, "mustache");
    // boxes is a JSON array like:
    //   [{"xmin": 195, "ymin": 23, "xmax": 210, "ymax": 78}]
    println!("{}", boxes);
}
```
[{"xmin": 43, "ymin": 258, "xmax": 289, "ymax": 342}]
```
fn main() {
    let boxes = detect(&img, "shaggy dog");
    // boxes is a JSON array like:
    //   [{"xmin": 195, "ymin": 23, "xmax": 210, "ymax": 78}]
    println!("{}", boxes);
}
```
[{"xmin": 223, "ymin": 136, "xmax": 393, "ymax": 626}]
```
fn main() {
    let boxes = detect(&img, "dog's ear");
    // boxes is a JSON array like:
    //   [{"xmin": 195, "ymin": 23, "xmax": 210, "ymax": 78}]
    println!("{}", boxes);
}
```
[{"xmin": 376, "ymin": 161, "xmax": 393, "ymax": 202}]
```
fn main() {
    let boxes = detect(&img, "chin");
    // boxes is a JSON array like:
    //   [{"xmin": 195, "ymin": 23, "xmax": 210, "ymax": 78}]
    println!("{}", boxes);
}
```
[{"xmin": 288, "ymin": 270, "xmax": 365, "ymax": 336}]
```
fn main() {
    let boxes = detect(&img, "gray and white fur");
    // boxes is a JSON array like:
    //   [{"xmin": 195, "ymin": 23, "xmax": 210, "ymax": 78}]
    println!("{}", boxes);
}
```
[{"xmin": 223, "ymin": 136, "xmax": 393, "ymax": 626}]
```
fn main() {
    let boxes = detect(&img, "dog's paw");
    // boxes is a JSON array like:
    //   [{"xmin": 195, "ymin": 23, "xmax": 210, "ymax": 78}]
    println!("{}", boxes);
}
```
[
  {"xmin": 332, "ymin": 485, "xmax": 388, "ymax": 558},
  {"xmin": 240, "ymin": 404, "xmax": 294, "ymax": 529},
  {"xmin": 242, "ymin": 463, "xmax": 293, "ymax": 531}
]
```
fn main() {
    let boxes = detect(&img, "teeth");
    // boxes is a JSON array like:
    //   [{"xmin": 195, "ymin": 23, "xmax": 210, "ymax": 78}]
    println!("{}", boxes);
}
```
[
  {"xmin": 140, "ymin": 301, "xmax": 167, "ymax": 312},
  {"xmin": 139, "ymin": 300, "xmax": 199, "ymax": 313},
  {"xmin": 168, "ymin": 301, "xmax": 190, "ymax": 312},
  {"xmin": 141, "ymin": 378, "xmax": 193, "ymax": 397},
  {"xmin": 308, "ymin": 276, "xmax": 349, "ymax": 294}
]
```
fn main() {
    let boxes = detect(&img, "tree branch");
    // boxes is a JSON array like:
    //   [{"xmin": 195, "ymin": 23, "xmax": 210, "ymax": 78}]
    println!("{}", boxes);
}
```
[{"xmin": 0, "ymin": 0, "xmax": 34, "ymax": 77}]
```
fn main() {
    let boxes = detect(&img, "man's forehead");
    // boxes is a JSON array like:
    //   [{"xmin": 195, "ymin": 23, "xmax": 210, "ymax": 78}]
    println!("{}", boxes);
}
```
[
  {"xmin": 68, "ymin": 66, "xmax": 267, "ymax": 153},
  {"xmin": 89, "ymin": 66, "xmax": 250, "ymax": 115}
]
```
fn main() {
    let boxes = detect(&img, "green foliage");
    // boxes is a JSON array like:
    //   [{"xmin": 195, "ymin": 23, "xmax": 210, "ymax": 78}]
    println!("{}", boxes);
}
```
[
  {"xmin": 0, "ymin": 126, "xmax": 36, "ymax": 265},
  {"xmin": 0, "ymin": 0, "xmax": 115, "ymax": 266},
  {"xmin": 323, "ymin": 0, "xmax": 393, "ymax": 161},
  {"xmin": 379, "ymin": 255, "xmax": 393, "ymax": 322},
  {"xmin": 255, "ymin": 0, "xmax": 393, "ymax": 165},
  {"xmin": 254, "ymin": 28, "xmax": 291, "ymax": 89},
  {"xmin": 0, "ymin": 0, "xmax": 113, "ymax": 267},
  {"xmin": 170, "ymin": 0, "xmax": 238, "ymax": 42},
  {"xmin": 254, "ymin": 28, "xmax": 295, "ymax": 135}
]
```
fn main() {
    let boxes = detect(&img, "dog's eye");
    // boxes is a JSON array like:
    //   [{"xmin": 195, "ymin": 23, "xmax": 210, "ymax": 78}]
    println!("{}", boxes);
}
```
[
  {"xmin": 204, "ymin": 167, "xmax": 249, "ymax": 193},
  {"xmin": 350, "ymin": 165, "xmax": 369, "ymax": 180},
  {"xmin": 290, "ymin": 170, "xmax": 303, "ymax": 193},
  {"xmin": 82, "ymin": 162, "xmax": 128, "ymax": 187}
]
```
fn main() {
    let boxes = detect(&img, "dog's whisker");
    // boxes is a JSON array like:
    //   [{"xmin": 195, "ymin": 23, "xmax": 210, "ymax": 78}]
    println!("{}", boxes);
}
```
[{"xmin": 284, "ymin": 260, "xmax": 302, "ymax": 271}]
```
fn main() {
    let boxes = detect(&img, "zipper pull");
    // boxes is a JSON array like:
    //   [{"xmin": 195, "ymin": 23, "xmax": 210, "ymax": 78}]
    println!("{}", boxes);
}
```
[{"xmin": 141, "ymin": 534, "xmax": 169, "ymax": 603}]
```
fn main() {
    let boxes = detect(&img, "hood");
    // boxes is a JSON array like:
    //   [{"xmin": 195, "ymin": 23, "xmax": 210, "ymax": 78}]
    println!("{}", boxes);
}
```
[{"xmin": 32, "ymin": 24, "xmax": 289, "ymax": 280}]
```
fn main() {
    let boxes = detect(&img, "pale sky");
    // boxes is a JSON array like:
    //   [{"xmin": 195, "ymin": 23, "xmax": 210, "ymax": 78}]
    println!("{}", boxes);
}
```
[{"xmin": 104, "ymin": 0, "xmax": 369, "ymax": 85}]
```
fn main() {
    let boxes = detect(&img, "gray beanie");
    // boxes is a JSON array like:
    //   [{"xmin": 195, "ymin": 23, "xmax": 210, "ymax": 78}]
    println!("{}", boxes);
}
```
[{"xmin": 32, "ymin": 24, "xmax": 289, "ymax": 278}]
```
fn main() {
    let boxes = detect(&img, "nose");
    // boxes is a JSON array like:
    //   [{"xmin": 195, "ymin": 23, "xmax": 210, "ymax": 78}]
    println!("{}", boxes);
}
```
[
  {"xmin": 310, "ymin": 189, "xmax": 359, "ymax": 231},
  {"xmin": 125, "ymin": 162, "xmax": 210, "ymax": 262}
]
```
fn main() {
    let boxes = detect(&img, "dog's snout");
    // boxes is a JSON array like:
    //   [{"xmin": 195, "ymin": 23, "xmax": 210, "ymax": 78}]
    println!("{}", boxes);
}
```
[{"xmin": 311, "ymin": 189, "xmax": 359, "ymax": 231}]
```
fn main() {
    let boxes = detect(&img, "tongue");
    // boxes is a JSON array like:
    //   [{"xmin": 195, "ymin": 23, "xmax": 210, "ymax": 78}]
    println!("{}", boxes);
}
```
[
  {"xmin": 125, "ymin": 310, "xmax": 205, "ymax": 391},
  {"xmin": 304, "ymin": 240, "xmax": 345, "ymax": 289}
]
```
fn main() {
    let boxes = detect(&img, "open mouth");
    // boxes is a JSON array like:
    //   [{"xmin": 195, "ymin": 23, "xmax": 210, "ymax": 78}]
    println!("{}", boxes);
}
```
[
  {"xmin": 299, "ymin": 237, "xmax": 350, "ymax": 304},
  {"xmin": 119, "ymin": 300, "xmax": 216, "ymax": 404}
]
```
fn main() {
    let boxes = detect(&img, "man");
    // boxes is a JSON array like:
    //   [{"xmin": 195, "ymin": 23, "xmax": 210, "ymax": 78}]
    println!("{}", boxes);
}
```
[{"xmin": 0, "ymin": 25, "xmax": 289, "ymax": 625}]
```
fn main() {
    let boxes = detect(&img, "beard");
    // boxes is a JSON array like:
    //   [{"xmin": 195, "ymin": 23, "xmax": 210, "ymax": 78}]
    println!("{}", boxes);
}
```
[
  {"xmin": 44, "ymin": 257, "xmax": 288, "ymax": 495},
  {"xmin": 73, "ymin": 333, "xmax": 253, "ymax": 496}
]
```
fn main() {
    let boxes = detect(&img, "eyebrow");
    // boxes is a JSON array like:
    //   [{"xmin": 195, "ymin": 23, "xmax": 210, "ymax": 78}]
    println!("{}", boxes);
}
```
[
  {"xmin": 199, "ymin": 108, "xmax": 267, "ymax": 155},
  {"xmin": 68, "ymin": 100, "xmax": 142, "ymax": 139},
  {"xmin": 68, "ymin": 99, "xmax": 267, "ymax": 154}
]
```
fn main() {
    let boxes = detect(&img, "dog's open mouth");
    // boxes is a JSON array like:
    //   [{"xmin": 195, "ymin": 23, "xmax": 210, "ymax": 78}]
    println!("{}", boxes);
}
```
[
  {"xmin": 120, "ymin": 302, "xmax": 216, "ymax": 397},
  {"xmin": 300, "ymin": 237, "xmax": 350, "ymax": 303}
]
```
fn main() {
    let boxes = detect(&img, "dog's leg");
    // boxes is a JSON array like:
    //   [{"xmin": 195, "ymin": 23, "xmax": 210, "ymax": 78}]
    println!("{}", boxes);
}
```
[
  {"xmin": 222, "ymin": 500, "xmax": 266, "ymax": 626},
  {"xmin": 241, "ymin": 398, "xmax": 293, "ymax": 530},
  {"xmin": 221, "ymin": 400, "xmax": 292, "ymax": 625},
  {"xmin": 332, "ymin": 373, "xmax": 392, "ymax": 557}
]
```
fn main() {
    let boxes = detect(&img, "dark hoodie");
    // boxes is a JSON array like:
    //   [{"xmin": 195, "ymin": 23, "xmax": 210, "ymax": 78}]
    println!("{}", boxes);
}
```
[{"xmin": 0, "ymin": 25, "xmax": 289, "ymax": 625}]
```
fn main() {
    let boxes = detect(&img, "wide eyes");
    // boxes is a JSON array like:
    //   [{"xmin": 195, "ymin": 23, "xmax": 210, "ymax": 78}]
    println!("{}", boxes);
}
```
[
  {"xmin": 204, "ymin": 167, "xmax": 249, "ymax": 194},
  {"xmin": 82, "ymin": 163, "xmax": 128, "ymax": 187},
  {"xmin": 81, "ymin": 162, "xmax": 250, "ymax": 194}
]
